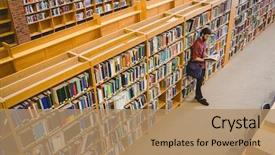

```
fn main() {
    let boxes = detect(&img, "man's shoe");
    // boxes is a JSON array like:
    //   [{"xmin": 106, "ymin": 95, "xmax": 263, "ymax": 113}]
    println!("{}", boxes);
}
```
[
  {"xmin": 195, "ymin": 97, "xmax": 207, "ymax": 102},
  {"xmin": 197, "ymin": 99, "xmax": 209, "ymax": 106}
]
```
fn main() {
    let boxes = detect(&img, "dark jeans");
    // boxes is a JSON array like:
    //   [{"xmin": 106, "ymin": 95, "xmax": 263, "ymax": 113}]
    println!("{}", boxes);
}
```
[{"xmin": 195, "ymin": 69, "xmax": 205, "ymax": 100}]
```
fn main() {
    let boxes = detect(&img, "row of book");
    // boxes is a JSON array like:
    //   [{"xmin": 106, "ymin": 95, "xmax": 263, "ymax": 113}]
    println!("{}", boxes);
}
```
[
  {"xmin": 59, "ymin": 91, "xmax": 96, "ymax": 109},
  {"xmin": 148, "ymin": 41, "xmax": 183, "ymax": 72},
  {"xmin": 210, "ymin": 13, "xmax": 230, "ymax": 31},
  {"xmin": 11, "ymin": 71, "xmax": 92, "ymax": 112},
  {"xmin": 12, "ymin": 90, "xmax": 53, "ymax": 114},
  {"xmin": 75, "ymin": 1, "xmax": 84, "ymax": 9},
  {"xmin": 148, "ymin": 69, "xmax": 181, "ymax": 102},
  {"xmin": 124, "ymin": 94, "xmax": 147, "ymax": 110},
  {"xmin": 166, "ymin": 85, "xmax": 177, "ymax": 101},
  {"xmin": 148, "ymin": 100, "xmax": 158, "ymax": 110},
  {"xmin": 182, "ymin": 78, "xmax": 196, "ymax": 99},
  {"xmin": 94, "ymin": 44, "xmax": 145, "ymax": 84},
  {"xmin": 184, "ymin": 49, "xmax": 191, "ymax": 64},
  {"xmin": 212, "ymin": 0, "xmax": 231, "ymax": 19},
  {"xmin": 185, "ymin": 31, "xmax": 200, "ymax": 49},
  {"xmin": 24, "ymin": 1, "xmax": 49, "ymax": 14},
  {"xmin": 184, "ymin": 11, "xmax": 211, "ymax": 33},
  {"xmin": 96, "ymin": 63, "xmax": 146, "ymax": 101},
  {"xmin": 50, "ymin": 72, "xmax": 90, "ymax": 105},
  {"xmin": 76, "ymin": 11, "xmax": 85, "ymax": 21},
  {"xmin": 149, "ymin": 57, "xmax": 180, "ymax": 86},
  {"xmin": 159, "ymin": 69, "xmax": 181, "ymax": 88},
  {"xmin": 230, "ymin": 0, "xmax": 274, "ymax": 58},
  {"xmin": 148, "ymin": 26, "xmax": 183, "ymax": 56},
  {"xmin": 98, "ymin": 78, "xmax": 147, "ymax": 106},
  {"xmin": 26, "ymin": 12, "xmax": 48, "ymax": 23},
  {"xmin": 213, "ymin": 25, "xmax": 228, "ymax": 40},
  {"xmin": 148, "ymin": 86, "xmax": 160, "ymax": 102}
]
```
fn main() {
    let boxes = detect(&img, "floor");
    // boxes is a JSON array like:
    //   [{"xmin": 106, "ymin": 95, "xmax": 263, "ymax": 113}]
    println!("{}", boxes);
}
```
[{"xmin": 121, "ymin": 23, "xmax": 275, "ymax": 155}]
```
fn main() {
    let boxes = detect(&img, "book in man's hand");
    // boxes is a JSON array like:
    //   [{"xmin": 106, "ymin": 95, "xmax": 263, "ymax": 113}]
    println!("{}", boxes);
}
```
[{"xmin": 204, "ymin": 53, "xmax": 220, "ymax": 61}]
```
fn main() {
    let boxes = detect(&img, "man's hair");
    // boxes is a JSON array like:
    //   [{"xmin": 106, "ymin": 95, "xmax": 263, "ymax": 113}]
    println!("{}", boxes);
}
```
[{"xmin": 200, "ymin": 27, "xmax": 212, "ymax": 36}]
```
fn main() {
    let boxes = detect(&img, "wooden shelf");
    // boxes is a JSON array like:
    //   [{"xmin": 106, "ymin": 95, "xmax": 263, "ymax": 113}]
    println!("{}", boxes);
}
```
[
  {"xmin": 21, "ymin": 0, "xmax": 133, "ymax": 40},
  {"xmin": 0, "ymin": 7, "xmax": 7, "ymax": 11},
  {"xmin": 127, "ymin": 13, "xmax": 184, "ymax": 38},
  {"xmin": 41, "ymin": 28, "xmax": 54, "ymax": 33},
  {"xmin": 30, "ymin": 32, "xmax": 41, "ymax": 37},
  {"xmin": 0, "ymin": 19, "xmax": 11, "ymax": 25},
  {"xmin": 0, "ymin": 53, "xmax": 90, "ymax": 108},
  {"xmin": 166, "ymin": 1, "xmax": 199, "ymax": 15},
  {"xmin": 0, "ymin": 31, "xmax": 15, "ymax": 38},
  {"xmin": 77, "ymin": 30, "xmax": 146, "ymax": 63}
]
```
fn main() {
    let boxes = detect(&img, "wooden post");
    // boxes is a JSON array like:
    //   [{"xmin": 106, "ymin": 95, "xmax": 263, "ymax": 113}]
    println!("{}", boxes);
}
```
[
  {"xmin": 140, "ymin": 0, "xmax": 148, "ymax": 20},
  {"xmin": 224, "ymin": 0, "xmax": 238, "ymax": 65},
  {"xmin": 2, "ymin": 42, "xmax": 12, "ymax": 58}
]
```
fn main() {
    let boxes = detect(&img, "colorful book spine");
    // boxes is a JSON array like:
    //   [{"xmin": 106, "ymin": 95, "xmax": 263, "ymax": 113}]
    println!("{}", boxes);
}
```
[
  {"xmin": 96, "ymin": 62, "xmax": 146, "ymax": 101},
  {"xmin": 94, "ymin": 44, "xmax": 145, "ymax": 84},
  {"xmin": 166, "ymin": 85, "xmax": 177, "ymax": 101},
  {"xmin": 148, "ymin": 26, "xmax": 183, "ymax": 56},
  {"xmin": 51, "ymin": 72, "xmax": 90, "ymax": 105},
  {"xmin": 124, "ymin": 94, "xmax": 147, "ymax": 110},
  {"xmin": 148, "ymin": 40, "xmax": 183, "ymax": 72},
  {"xmin": 107, "ymin": 77, "xmax": 147, "ymax": 106},
  {"xmin": 148, "ymin": 56, "xmax": 180, "ymax": 86},
  {"xmin": 159, "ymin": 70, "xmax": 181, "ymax": 88}
]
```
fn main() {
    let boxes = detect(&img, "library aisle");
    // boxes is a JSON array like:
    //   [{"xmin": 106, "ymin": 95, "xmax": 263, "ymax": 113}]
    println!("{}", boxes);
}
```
[
  {"xmin": 121, "ymin": 22, "xmax": 275, "ymax": 155},
  {"xmin": 184, "ymin": 22, "xmax": 275, "ymax": 109}
]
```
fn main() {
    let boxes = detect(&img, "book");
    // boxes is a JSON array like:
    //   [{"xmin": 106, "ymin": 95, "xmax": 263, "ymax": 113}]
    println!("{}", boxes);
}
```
[
  {"xmin": 76, "ymin": 12, "xmax": 85, "ymax": 21},
  {"xmin": 95, "ymin": 6, "xmax": 104, "ymax": 14},
  {"xmin": 148, "ymin": 100, "xmax": 158, "ymax": 110},
  {"xmin": 36, "ymin": 0, "xmax": 49, "ymax": 12},
  {"xmin": 84, "ymin": 0, "xmax": 92, "ymax": 6},
  {"xmin": 166, "ymin": 85, "xmax": 177, "ymax": 101},
  {"xmin": 94, "ymin": 44, "xmax": 145, "ymax": 84},
  {"xmin": 204, "ymin": 53, "xmax": 220, "ymax": 61}
]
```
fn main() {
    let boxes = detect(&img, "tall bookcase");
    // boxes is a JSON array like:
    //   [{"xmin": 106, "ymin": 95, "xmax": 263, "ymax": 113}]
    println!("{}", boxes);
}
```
[
  {"xmin": 206, "ymin": 0, "xmax": 231, "ymax": 78},
  {"xmin": 230, "ymin": 0, "xmax": 275, "ymax": 59},
  {"xmin": 22, "ymin": 0, "xmax": 133, "ymax": 39},
  {"xmin": 0, "ymin": 0, "xmax": 17, "ymax": 47}
]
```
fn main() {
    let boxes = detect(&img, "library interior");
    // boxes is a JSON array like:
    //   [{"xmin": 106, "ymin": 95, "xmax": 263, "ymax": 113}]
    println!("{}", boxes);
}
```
[{"xmin": 0, "ymin": 0, "xmax": 275, "ymax": 154}]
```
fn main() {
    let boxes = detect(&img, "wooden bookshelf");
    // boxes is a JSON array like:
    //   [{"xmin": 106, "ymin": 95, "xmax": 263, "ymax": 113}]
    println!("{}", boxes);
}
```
[
  {"xmin": 21, "ymin": 0, "xmax": 133, "ymax": 39},
  {"xmin": 0, "ymin": 4, "xmax": 142, "ymax": 78},
  {"xmin": 229, "ymin": 0, "xmax": 275, "ymax": 60},
  {"xmin": 0, "ymin": 52, "xmax": 90, "ymax": 108},
  {"xmin": 0, "ymin": 0, "xmax": 17, "ymax": 47}
]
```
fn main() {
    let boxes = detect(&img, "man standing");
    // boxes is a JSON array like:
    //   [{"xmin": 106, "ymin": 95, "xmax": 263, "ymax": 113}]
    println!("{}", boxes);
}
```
[{"xmin": 189, "ymin": 27, "xmax": 212, "ymax": 106}]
